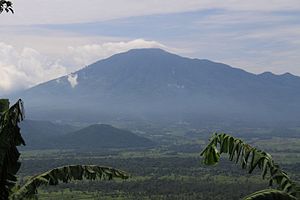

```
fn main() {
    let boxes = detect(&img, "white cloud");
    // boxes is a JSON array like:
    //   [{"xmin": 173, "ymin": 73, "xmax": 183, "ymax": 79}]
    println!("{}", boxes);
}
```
[
  {"xmin": 67, "ymin": 73, "xmax": 78, "ymax": 88},
  {"xmin": 1, "ymin": 0, "xmax": 299, "ymax": 25},
  {"xmin": 0, "ymin": 39, "xmax": 167, "ymax": 94},
  {"xmin": 195, "ymin": 11, "xmax": 299, "ymax": 28},
  {"xmin": 0, "ymin": 42, "xmax": 67, "ymax": 94},
  {"xmin": 67, "ymin": 39, "xmax": 166, "ymax": 67}
]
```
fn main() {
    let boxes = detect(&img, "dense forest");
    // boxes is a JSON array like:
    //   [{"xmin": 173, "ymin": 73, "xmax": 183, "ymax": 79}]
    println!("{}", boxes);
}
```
[{"xmin": 18, "ymin": 137, "xmax": 300, "ymax": 199}]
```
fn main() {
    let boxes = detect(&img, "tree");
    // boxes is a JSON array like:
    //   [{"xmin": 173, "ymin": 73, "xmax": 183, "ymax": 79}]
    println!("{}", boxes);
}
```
[
  {"xmin": 0, "ymin": 0, "xmax": 13, "ymax": 13},
  {"xmin": 200, "ymin": 133, "xmax": 300, "ymax": 200},
  {"xmin": 0, "ymin": 99, "xmax": 129, "ymax": 200},
  {"xmin": 0, "ymin": 99, "xmax": 24, "ymax": 200}
]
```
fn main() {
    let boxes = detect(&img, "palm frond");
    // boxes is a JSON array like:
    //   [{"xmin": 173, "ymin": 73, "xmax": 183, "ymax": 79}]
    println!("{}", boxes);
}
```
[
  {"xmin": 200, "ymin": 133, "xmax": 300, "ymax": 198},
  {"xmin": 243, "ymin": 188, "xmax": 297, "ymax": 200},
  {"xmin": 0, "ymin": 99, "xmax": 25, "ymax": 200},
  {"xmin": 11, "ymin": 165, "xmax": 129, "ymax": 200}
]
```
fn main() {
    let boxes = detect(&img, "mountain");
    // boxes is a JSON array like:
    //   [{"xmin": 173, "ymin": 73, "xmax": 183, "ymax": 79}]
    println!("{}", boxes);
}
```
[
  {"xmin": 14, "ymin": 48, "xmax": 300, "ymax": 126},
  {"xmin": 53, "ymin": 124, "xmax": 155, "ymax": 149}
]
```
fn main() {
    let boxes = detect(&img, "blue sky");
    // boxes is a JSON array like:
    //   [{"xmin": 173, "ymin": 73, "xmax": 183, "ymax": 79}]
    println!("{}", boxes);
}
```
[{"xmin": 0, "ymin": 0, "xmax": 300, "ymax": 94}]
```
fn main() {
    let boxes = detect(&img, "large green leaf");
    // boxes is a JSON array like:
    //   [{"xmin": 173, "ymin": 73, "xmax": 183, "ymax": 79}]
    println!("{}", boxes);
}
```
[
  {"xmin": 243, "ymin": 189, "xmax": 297, "ymax": 200},
  {"xmin": 0, "ymin": 99, "xmax": 25, "ymax": 200},
  {"xmin": 11, "ymin": 165, "xmax": 129, "ymax": 200},
  {"xmin": 201, "ymin": 133, "xmax": 300, "ymax": 199},
  {"xmin": 0, "ymin": 99, "xmax": 9, "ymax": 113}
]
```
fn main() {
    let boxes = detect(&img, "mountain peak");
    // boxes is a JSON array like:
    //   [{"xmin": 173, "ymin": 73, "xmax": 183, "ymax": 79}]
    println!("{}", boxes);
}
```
[
  {"xmin": 126, "ymin": 48, "xmax": 168, "ymax": 54},
  {"xmin": 258, "ymin": 71, "xmax": 299, "ymax": 79},
  {"xmin": 112, "ymin": 48, "xmax": 180, "ymax": 60},
  {"xmin": 280, "ymin": 72, "xmax": 296, "ymax": 77},
  {"xmin": 259, "ymin": 71, "xmax": 275, "ymax": 76}
]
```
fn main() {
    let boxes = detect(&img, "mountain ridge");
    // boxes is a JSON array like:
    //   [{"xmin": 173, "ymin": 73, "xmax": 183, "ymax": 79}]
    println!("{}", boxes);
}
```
[{"xmin": 14, "ymin": 48, "xmax": 300, "ymax": 126}]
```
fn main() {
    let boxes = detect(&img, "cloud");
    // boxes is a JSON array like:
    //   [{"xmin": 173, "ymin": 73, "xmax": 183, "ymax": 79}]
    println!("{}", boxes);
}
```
[
  {"xmin": 0, "ymin": 39, "xmax": 167, "ymax": 94},
  {"xmin": 1, "ymin": 0, "xmax": 299, "ymax": 25},
  {"xmin": 67, "ymin": 73, "xmax": 78, "ymax": 88},
  {"xmin": 159, "ymin": 10, "xmax": 300, "ymax": 75},
  {"xmin": 0, "ymin": 42, "xmax": 67, "ymax": 94},
  {"xmin": 66, "ymin": 39, "xmax": 166, "ymax": 68}
]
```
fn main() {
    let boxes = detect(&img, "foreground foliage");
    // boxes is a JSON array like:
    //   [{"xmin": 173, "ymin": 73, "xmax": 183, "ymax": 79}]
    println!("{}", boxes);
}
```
[
  {"xmin": 243, "ymin": 188, "xmax": 298, "ymax": 200},
  {"xmin": 201, "ymin": 133, "xmax": 300, "ymax": 200},
  {"xmin": 0, "ymin": 0, "xmax": 13, "ymax": 13},
  {"xmin": 0, "ymin": 99, "xmax": 25, "ymax": 200},
  {"xmin": 11, "ymin": 165, "xmax": 129, "ymax": 200}
]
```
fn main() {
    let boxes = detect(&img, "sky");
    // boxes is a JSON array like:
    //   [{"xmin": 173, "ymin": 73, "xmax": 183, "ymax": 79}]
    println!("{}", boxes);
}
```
[{"xmin": 0, "ymin": 0, "xmax": 300, "ymax": 94}]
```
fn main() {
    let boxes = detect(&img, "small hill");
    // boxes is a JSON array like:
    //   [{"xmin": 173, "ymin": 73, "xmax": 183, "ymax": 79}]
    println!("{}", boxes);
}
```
[
  {"xmin": 57, "ymin": 124, "xmax": 155, "ymax": 149},
  {"xmin": 20, "ymin": 120, "xmax": 80, "ymax": 148}
]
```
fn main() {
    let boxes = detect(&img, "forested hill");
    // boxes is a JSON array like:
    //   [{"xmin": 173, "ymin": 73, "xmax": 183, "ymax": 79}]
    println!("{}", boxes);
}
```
[
  {"xmin": 20, "ymin": 121, "xmax": 155, "ymax": 149},
  {"xmin": 16, "ymin": 48, "xmax": 300, "ymax": 125},
  {"xmin": 57, "ymin": 124, "xmax": 155, "ymax": 149}
]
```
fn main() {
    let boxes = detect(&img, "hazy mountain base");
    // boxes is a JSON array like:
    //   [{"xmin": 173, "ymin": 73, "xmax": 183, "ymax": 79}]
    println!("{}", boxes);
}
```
[
  {"xmin": 18, "ymin": 133, "xmax": 300, "ymax": 200},
  {"xmin": 19, "ymin": 119, "xmax": 300, "ymax": 150}
]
